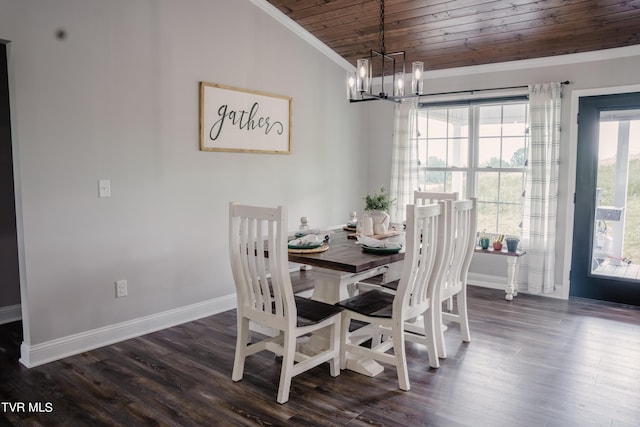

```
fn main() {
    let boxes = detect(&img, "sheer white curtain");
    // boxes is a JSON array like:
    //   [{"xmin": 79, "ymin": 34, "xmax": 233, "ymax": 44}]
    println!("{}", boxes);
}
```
[
  {"xmin": 520, "ymin": 82, "xmax": 562, "ymax": 293},
  {"xmin": 389, "ymin": 99, "xmax": 419, "ymax": 224}
]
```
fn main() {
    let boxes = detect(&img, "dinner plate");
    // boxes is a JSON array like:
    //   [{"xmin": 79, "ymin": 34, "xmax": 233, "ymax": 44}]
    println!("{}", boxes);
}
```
[
  {"xmin": 288, "ymin": 242, "xmax": 323, "ymax": 250},
  {"xmin": 362, "ymin": 245, "xmax": 402, "ymax": 254}
]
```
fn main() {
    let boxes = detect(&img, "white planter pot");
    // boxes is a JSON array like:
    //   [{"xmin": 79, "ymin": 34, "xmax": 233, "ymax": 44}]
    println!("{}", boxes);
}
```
[{"xmin": 368, "ymin": 210, "xmax": 390, "ymax": 235}]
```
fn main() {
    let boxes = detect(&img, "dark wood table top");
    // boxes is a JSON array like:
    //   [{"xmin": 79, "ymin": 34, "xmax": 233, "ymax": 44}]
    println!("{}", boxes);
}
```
[{"xmin": 287, "ymin": 229, "xmax": 405, "ymax": 274}]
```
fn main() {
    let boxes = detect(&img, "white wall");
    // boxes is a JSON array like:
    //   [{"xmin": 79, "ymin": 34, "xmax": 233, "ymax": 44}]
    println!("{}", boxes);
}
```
[
  {"xmin": 367, "ymin": 46, "xmax": 640, "ymax": 297},
  {"xmin": 1, "ymin": 0, "xmax": 368, "ymax": 365},
  {"xmin": 6, "ymin": 0, "xmax": 639, "ymax": 366}
]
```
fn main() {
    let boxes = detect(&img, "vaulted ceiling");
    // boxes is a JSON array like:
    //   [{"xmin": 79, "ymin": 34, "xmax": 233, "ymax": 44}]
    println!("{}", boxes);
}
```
[{"xmin": 266, "ymin": 0, "xmax": 640, "ymax": 73}]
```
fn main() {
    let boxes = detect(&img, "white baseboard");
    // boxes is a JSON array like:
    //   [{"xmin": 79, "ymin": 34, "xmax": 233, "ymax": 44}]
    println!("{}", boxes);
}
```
[
  {"xmin": 20, "ymin": 294, "xmax": 236, "ymax": 368},
  {"xmin": 468, "ymin": 273, "xmax": 507, "ymax": 290},
  {"xmin": 0, "ymin": 304, "xmax": 21, "ymax": 325},
  {"xmin": 468, "ymin": 273, "xmax": 565, "ymax": 299},
  {"xmin": 16, "ymin": 271, "xmax": 569, "ymax": 368}
]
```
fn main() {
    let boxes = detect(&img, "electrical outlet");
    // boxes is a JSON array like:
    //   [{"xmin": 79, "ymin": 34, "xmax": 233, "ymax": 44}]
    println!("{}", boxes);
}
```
[{"xmin": 115, "ymin": 280, "xmax": 128, "ymax": 298}]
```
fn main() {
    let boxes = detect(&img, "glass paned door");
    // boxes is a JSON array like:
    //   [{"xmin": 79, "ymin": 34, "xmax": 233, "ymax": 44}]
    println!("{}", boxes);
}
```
[
  {"xmin": 591, "ymin": 112, "xmax": 640, "ymax": 277},
  {"xmin": 571, "ymin": 92, "xmax": 640, "ymax": 306}
]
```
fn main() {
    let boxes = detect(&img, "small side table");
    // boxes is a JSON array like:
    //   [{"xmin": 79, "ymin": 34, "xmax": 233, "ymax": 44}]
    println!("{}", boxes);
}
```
[{"xmin": 474, "ymin": 248, "xmax": 527, "ymax": 301}]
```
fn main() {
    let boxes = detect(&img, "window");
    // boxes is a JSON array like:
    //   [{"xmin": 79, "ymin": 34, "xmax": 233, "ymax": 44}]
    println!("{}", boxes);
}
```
[{"xmin": 416, "ymin": 99, "xmax": 529, "ymax": 235}]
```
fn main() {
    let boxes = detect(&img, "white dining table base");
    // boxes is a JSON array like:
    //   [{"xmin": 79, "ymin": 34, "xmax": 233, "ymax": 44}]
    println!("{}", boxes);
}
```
[
  {"xmin": 304, "ymin": 264, "xmax": 389, "ymax": 377},
  {"xmin": 309, "ymin": 265, "xmax": 389, "ymax": 304}
]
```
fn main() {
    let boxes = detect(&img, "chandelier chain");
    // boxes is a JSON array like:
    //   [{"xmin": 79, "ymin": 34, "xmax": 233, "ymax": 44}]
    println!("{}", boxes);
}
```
[
  {"xmin": 349, "ymin": 0, "xmax": 428, "ymax": 102},
  {"xmin": 379, "ymin": 0, "xmax": 385, "ymax": 54}
]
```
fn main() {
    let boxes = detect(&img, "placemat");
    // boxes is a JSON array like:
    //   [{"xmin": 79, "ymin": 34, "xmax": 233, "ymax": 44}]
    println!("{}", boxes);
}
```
[{"xmin": 288, "ymin": 244, "xmax": 329, "ymax": 254}]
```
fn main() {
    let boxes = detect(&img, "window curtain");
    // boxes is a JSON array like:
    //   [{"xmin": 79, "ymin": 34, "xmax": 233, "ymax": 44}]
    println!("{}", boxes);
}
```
[
  {"xmin": 389, "ymin": 99, "xmax": 419, "ymax": 224},
  {"xmin": 520, "ymin": 82, "xmax": 562, "ymax": 293}
]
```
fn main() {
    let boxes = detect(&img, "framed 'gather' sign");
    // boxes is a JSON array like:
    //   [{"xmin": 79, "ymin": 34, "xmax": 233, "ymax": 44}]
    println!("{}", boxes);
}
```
[{"xmin": 199, "ymin": 82, "xmax": 292, "ymax": 154}]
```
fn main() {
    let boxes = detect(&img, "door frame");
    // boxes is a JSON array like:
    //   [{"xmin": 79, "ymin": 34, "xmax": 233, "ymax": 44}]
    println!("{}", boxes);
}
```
[
  {"xmin": 3, "ymin": 41, "xmax": 32, "ymax": 354},
  {"xmin": 563, "ymin": 85, "xmax": 640, "ymax": 301},
  {"xmin": 562, "ymin": 85, "xmax": 640, "ymax": 305}
]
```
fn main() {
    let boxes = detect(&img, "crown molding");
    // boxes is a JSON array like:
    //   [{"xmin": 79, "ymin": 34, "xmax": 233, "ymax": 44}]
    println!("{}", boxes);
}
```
[
  {"xmin": 249, "ymin": 0, "xmax": 354, "ymax": 71},
  {"xmin": 424, "ymin": 45, "xmax": 640, "ymax": 79}
]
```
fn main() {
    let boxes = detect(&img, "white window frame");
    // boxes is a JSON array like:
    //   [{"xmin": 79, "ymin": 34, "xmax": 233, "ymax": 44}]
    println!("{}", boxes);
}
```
[{"xmin": 416, "ymin": 97, "xmax": 529, "ymax": 234}]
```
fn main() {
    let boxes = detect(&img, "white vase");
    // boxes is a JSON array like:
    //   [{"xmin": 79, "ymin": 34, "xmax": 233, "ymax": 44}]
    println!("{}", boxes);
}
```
[
  {"xmin": 369, "ymin": 210, "xmax": 390, "ymax": 235},
  {"xmin": 358, "ymin": 213, "xmax": 374, "ymax": 235}
]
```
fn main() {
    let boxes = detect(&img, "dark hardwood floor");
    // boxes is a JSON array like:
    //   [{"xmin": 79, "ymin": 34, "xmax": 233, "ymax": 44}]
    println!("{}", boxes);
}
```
[{"xmin": 1, "ymin": 273, "xmax": 639, "ymax": 426}]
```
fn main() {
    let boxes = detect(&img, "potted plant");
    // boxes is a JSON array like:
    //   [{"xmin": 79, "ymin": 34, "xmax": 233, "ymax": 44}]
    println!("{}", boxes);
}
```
[
  {"xmin": 493, "ymin": 234, "xmax": 504, "ymax": 251},
  {"xmin": 479, "ymin": 230, "xmax": 490, "ymax": 250},
  {"xmin": 363, "ymin": 186, "xmax": 395, "ymax": 235},
  {"xmin": 364, "ymin": 186, "xmax": 395, "ymax": 212},
  {"xmin": 505, "ymin": 236, "xmax": 520, "ymax": 252}
]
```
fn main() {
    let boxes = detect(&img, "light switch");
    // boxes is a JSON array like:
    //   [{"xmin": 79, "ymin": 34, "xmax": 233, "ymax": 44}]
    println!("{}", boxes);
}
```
[{"xmin": 98, "ymin": 179, "xmax": 111, "ymax": 198}]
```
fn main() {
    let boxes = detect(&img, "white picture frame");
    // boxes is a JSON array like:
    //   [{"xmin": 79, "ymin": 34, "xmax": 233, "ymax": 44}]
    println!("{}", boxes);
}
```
[{"xmin": 199, "ymin": 82, "xmax": 292, "ymax": 154}]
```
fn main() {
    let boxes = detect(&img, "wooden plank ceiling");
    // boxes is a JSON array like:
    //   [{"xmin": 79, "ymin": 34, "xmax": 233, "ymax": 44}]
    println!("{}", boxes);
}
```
[{"xmin": 266, "ymin": 0, "xmax": 640, "ymax": 74}]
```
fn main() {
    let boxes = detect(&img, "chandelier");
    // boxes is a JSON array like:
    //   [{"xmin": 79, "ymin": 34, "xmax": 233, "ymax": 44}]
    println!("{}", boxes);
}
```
[{"xmin": 347, "ymin": 0, "xmax": 424, "ymax": 103}]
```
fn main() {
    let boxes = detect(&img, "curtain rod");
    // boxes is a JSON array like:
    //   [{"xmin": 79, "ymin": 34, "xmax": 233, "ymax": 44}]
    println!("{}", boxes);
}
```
[{"xmin": 419, "ymin": 80, "xmax": 571, "ymax": 98}]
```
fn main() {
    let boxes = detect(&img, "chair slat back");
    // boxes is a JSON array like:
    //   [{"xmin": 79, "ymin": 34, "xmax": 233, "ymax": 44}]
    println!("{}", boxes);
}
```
[
  {"xmin": 229, "ymin": 203, "xmax": 295, "ymax": 322},
  {"xmin": 445, "ymin": 199, "xmax": 477, "ymax": 295},
  {"xmin": 395, "ymin": 202, "xmax": 447, "ymax": 318},
  {"xmin": 414, "ymin": 191, "xmax": 459, "ymax": 206}
]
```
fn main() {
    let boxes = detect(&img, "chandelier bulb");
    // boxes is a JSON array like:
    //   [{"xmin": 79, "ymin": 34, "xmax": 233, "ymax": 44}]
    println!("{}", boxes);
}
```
[
  {"xmin": 356, "ymin": 59, "xmax": 370, "ymax": 93},
  {"xmin": 412, "ymin": 61, "xmax": 424, "ymax": 95}
]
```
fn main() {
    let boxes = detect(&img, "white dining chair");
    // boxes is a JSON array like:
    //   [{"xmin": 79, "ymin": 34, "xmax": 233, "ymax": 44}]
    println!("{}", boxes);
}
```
[
  {"xmin": 356, "ymin": 191, "xmax": 459, "ymax": 297},
  {"xmin": 414, "ymin": 190, "xmax": 459, "ymax": 205},
  {"xmin": 337, "ymin": 202, "xmax": 448, "ymax": 390},
  {"xmin": 434, "ymin": 198, "xmax": 477, "ymax": 359},
  {"xmin": 229, "ymin": 202, "xmax": 342, "ymax": 404},
  {"xmin": 413, "ymin": 191, "xmax": 459, "ymax": 310},
  {"xmin": 366, "ymin": 198, "xmax": 477, "ymax": 361}
]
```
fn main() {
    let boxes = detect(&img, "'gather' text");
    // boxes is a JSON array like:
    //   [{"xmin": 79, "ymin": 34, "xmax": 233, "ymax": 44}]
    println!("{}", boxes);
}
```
[{"xmin": 209, "ymin": 102, "xmax": 284, "ymax": 142}]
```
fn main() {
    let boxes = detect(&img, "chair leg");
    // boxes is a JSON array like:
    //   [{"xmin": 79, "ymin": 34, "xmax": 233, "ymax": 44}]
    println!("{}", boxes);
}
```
[
  {"xmin": 277, "ymin": 331, "xmax": 296, "ymax": 404},
  {"xmin": 232, "ymin": 316, "xmax": 250, "ymax": 381},
  {"xmin": 458, "ymin": 289, "xmax": 471, "ymax": 343},
  {"xmin": 423, "ymin": 309, "xmax": 440, "ymax": 369},
  {"xmin": 329, "ymin": 317, "xmax": 341, "ymax": 376},
  {"xmin": 434, "ymin": 301, "xmax": 447, "ymax": 359},
  {"xmin": 392, "ymin": 324, "xmax": 410, "ymax": 391},
  {"xmin": 340, "ymin": 312, "xmax": 351, "ymax": 367}
]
